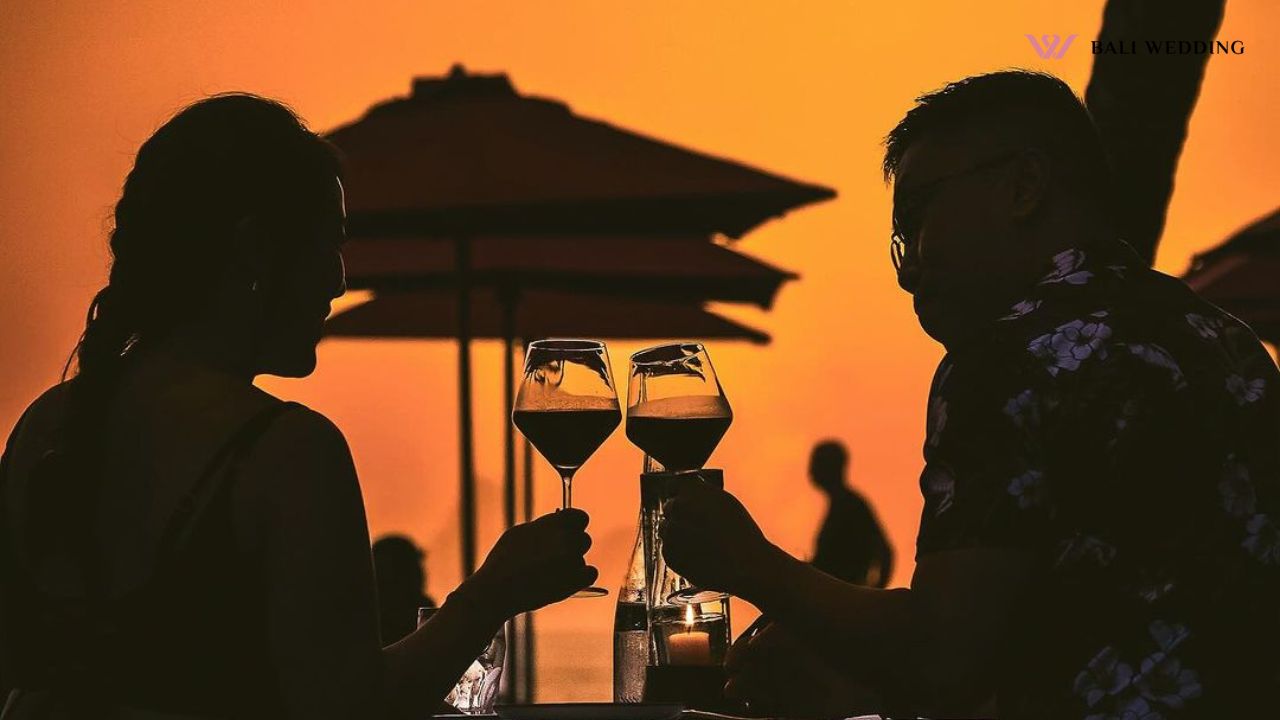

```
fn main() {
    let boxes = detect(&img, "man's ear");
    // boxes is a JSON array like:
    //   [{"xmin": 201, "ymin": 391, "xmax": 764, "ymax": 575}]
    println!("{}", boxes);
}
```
[{"xmin": 1010, "ymin": 149, "xmax": 1050, "ymax": 220}]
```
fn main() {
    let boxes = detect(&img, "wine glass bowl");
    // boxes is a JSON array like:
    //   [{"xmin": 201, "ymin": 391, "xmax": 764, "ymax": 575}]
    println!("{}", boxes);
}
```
[
  {"xmin": 510, "ymin": 399, "xmax": 620, "ymax": 477},
  {"xmin": 513, "ymin": 339, "xmax": 621, "ymax": 598},
  {"xmin": 626, "ymin": 343, "xmax": 732, "ymax": 472}
]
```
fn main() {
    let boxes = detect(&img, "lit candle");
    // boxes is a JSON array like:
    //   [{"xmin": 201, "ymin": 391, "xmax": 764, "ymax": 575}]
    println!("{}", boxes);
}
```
[{"xmin": 666, "ymin": 605, "xmax": 712, "ymax": 666}]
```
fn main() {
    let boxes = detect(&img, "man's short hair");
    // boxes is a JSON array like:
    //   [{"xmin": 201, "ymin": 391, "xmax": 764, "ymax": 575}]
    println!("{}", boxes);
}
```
[{"xmin": 883, "ymin": 70, "xmax": 1112, "ymax": 213}]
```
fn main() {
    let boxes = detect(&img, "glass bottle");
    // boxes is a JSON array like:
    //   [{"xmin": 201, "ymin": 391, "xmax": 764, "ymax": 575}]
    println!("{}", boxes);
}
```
[{"xmin": 613, "ymin": 472, "xmax": 650, "ymax": 702}]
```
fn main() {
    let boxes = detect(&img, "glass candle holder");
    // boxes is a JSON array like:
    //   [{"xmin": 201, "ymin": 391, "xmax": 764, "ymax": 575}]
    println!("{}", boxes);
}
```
[
  {"xmin": 650, "ymin": 598, "xmax": 731, "ymax": 667},
  {"xmin": 644, "ymin": 597, "xmax": 733, "ymax": 711}
]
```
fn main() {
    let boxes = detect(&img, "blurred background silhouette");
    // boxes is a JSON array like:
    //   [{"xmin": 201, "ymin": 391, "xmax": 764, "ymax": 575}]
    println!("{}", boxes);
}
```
[
  {"xmin": 372, "ymin": 534, "xmax": 438, "ymax": 644},
  {"xmin": 1, "ymin": 0, "xmax": 1275, "ymax": 702},
  {"xmin": 808, "ymin": 441, "xmax": 893, "ymax": 588}
]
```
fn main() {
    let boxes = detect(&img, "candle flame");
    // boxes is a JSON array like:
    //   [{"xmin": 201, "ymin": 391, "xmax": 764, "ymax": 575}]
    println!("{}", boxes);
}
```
[{"xmin": 684, "ymin": 604, "xmax": 696, "ymax": 626}]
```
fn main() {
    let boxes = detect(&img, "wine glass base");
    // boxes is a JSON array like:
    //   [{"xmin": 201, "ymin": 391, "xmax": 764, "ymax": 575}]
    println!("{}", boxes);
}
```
[{"xmin": 572, "ymin": 586, "xmax": 610, "ymax": 598}]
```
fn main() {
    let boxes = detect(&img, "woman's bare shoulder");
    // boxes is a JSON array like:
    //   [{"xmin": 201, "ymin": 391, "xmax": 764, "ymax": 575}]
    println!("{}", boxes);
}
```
[
  {"xmin": 231, "ymin": 402, "xmax": 364, "ymax": 551},
  {"xmin": 5, "ymin": 381, "xmax": 74, "ymax": 453},
  {"xmin": 253, "ymin": 403, "xmax": 351, "ymax": 457},
  {"xmin": 238, "ymin": 402, "xmax": 358, "ymax": 504},
  {"xmin": 15, "ymin": 381, "xmax": 73, "ymax": 421}
]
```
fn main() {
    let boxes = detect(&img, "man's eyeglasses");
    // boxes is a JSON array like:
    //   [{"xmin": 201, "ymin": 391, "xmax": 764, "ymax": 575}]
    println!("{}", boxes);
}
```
[{"xmin": 890, "ymin": 150, "xmax": 1023, "ymax": 272}]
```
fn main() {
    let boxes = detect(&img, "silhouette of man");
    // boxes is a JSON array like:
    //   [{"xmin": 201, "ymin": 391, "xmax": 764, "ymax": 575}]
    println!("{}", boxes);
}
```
[
  {"xmin": 808, "ymin": 441, "xmax": 893, "ymax": 588},
  {"xmin": 372, "ymin": 535, "xmax": 438, "ymax": 644},
  {"xmin": 660, "ymin": 70, "xmax": 1280, "ymax": 718}
]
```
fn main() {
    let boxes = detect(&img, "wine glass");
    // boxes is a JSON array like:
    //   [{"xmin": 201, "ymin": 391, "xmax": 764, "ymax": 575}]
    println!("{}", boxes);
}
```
[
  {"xmin": 513, "ymin": 338, "xmax": 621, "ymax": 598},
  {"xmin": 627, "ymin": 342, "xmax": 732, "ymax": 604},
  {"xmin": 627, "ymin": 342, "xmax": 732, "ymax": 473}
]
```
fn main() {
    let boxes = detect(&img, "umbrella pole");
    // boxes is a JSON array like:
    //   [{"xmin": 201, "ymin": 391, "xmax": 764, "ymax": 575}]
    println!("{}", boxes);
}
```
[
  {"xmin": 520, "ymin": 337, "xmax": 536, "ymax": 702},
  {"xmin": 499, "ymin": 285, "xmax": 520, "ymax": 704},
  {"xmin": 458, "ymin": 237, "xmax": 477, "ymax": 578},
  {"xmin": 501, "ymin": 285, "xmax": 518, "ymax": 530}
]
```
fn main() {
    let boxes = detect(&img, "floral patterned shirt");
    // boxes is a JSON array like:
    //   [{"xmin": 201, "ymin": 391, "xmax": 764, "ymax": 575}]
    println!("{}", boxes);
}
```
[{"xmin": 916, "ymin": 240, "xmax": 1280, "ymax": 718}]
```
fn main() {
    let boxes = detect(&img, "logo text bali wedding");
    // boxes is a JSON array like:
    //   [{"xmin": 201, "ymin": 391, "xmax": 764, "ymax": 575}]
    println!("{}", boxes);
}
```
[{"xmin": 1025, "ymin": 35, "xmax": 1246, "ymax": 59}]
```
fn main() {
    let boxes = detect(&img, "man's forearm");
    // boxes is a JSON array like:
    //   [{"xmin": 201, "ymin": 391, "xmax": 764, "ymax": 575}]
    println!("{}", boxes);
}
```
[
  {"xmin": 746, "ymin": 543, "xmax": 918, "ymax": 686},
  {"xmin": 745, "ymin": 545, "xmax": 1028, "ymax": 713},
  {"xmin": 878, "ymin": 542, "xmax": 895, "ymax": 588}
]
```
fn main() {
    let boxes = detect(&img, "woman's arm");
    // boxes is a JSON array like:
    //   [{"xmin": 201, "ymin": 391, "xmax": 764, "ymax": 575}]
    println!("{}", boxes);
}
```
[
  {"xmin": 380, "ymin": 589, "xmax": 505, "ymax": 716},
  {"xmin": 240, "ymin": 408, "xmax": 596, "ymax": 718},
  {"xmin": 381, "ymin": 508, "xmax": 599, "ymax": 715},
  {"xmin": 238, "ymin": 407, "xmax": 387, "ymax": 718}
]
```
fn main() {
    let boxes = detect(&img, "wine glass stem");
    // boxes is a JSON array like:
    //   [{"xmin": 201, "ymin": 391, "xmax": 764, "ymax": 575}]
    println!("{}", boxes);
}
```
[{"xmin": 560, "ymin": 472, "xmax": 574, "ymax": 510}]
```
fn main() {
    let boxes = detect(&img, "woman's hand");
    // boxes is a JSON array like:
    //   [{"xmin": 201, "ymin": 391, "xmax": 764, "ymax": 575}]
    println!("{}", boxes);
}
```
[
  {"xmin": 389, "ymin": 511, "xmax": 593, "ymax": 716},
  {"xmin": 453, "ymin": 509, "xmax": 598, "ymax": 622},
  {"xmin": 659, "ymin": 481, "xmax": 782, "ymax": 601}
]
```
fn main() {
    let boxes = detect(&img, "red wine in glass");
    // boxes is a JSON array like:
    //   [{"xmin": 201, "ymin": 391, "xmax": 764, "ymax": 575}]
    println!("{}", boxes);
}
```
[
  {"xmin": 513, "ymin": 404, "xmax": 621, "ymax": 476},
  {"xmin": 626, "ymin": 395, "xmax": 731, "ymax": 472}
]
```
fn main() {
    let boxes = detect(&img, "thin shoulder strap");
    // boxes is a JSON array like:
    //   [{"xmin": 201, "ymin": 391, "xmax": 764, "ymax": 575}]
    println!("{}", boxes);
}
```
[{"xmin": 153, "ymin": 401, "xmax": 303, "ymax": 566}]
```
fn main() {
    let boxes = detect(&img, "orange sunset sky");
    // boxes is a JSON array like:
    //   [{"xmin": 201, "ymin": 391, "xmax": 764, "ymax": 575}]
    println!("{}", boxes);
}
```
[{"xmin": 2, "ymin": 0, "xmax": 1277, "ymax": 700}]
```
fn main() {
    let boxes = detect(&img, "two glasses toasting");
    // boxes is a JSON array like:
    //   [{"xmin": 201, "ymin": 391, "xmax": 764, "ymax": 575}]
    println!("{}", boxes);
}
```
[{"xmin": 512, "ymin": 338, "xmax": 732, "ymax": 602}]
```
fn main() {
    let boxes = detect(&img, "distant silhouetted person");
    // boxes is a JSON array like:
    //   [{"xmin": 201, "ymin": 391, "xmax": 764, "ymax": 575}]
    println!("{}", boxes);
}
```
[
  {"xmin": 808, "ymin": 442, "xmax": 892, "ymax": 588},
  {"xmin": 661, "ymin": 70, "xmax": 1280, "ymax": 718},
  {"xmin": 0, "ymin": 93, "xmax": 597, "ymax": 719},
  {"xmin": 373, "ymin": 535, "xmax": 439, "ymax": 643}
]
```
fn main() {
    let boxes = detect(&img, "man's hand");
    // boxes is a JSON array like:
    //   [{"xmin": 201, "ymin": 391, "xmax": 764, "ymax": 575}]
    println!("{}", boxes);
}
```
[
  {"xmin": 659, "ymin": 481, "xmax": 782, "ymax": 601},
  {"xmin": 725, "ymin": 620, "xmax": 884, "ymax": 718}
]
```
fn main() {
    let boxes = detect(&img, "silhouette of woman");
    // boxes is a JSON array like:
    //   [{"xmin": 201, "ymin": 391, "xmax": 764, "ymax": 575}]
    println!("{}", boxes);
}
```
[{"xmin": 0, "ymin": 95, "xmax": 597, "ymax": 719}]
